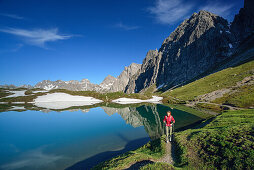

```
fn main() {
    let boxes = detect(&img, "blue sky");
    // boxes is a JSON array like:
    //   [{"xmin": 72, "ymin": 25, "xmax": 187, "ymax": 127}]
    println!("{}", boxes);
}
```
[{"xmin": 0, "ymin": 0, "xmax": 243, "ymax": 86}]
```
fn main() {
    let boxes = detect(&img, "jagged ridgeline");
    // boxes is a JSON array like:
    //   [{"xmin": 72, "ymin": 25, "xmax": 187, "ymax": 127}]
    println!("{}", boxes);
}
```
[
  {"xmin": 126, "ymin": 0, "xmax": 254, "ymax": 93},
  {"xmin": 34, "ymin": 63, "xmax": 141, "ymax": 92}
]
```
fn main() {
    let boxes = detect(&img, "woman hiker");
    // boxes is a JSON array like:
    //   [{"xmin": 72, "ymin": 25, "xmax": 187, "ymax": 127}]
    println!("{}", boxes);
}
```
[{"xmin": 163, "ymin": 111, "xmax": 175, "ymax": 143}]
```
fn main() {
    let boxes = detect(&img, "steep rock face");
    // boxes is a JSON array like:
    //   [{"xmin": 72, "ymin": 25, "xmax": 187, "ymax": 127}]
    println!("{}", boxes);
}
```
[
  {"xmin": 125, "ymin": 50, "xmax": 163, "ymax": 93},
  {"xmin": 110, "ymin": 63, "xmax": 141, "ymax": 92},
  {"xmin": 35, "ymin": 79, "xmax": 101, "ymax": 91},
  {"xmin": 231, "ymin": 0, "xmax": 254, "ymax": 42},
  {"xmin": 99, "ymin": 75, "xmax": 117, "ymax": 91},
  {"xmin": 126, "ymin": 10, "xmax": 233, "ymax": 93}
]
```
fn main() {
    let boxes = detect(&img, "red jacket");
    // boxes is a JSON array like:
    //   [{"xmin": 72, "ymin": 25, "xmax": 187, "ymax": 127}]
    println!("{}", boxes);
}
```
[{"xmin": 163, "ymin": 115, "xmax": 175, "ymax": 127}]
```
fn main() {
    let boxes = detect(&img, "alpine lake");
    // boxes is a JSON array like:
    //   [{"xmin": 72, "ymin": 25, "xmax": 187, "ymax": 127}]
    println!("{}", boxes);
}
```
[{"xmin": 0, "ymin": 102, "xmax": 209, "ymax": 170}]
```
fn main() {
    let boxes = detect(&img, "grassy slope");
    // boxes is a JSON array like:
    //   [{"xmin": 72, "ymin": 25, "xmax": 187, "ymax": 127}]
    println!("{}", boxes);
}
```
[
  {"xmin": 212, "ymin": 84, "xmax": 254, "ymax": 108},
  {"xmin": 175, "ymin": 109, "xmax": 254, "ymax": 169},
  {"xmin": 162, "ymin": 60, "xmax": 254, "ymax": 103}
]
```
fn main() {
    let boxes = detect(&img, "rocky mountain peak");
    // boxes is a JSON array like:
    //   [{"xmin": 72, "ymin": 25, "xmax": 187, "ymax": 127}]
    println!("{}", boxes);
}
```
[
  {"xmin": 162, "ymin": 10, "xmax": 228, "ymax": 48},
  {"xmin": 80, "ymin": 79, "xmax": 91, "ymax": 83},
  {"xmin": 99, "ymin": 75, "xmax": 117, "ymax": 91},
  {"xmin": 126, "ymin": 9, "xmax": 234, "ymax": 93}
]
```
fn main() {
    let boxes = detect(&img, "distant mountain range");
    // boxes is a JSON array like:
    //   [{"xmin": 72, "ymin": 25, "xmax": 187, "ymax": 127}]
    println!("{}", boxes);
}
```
[
  {"xmin": 1, "ymin": 0, "xmax": 253, "ymax": 94},
  {"xmin": 33, "ymin": 63, "xmax": 141, "ymax": 92}
]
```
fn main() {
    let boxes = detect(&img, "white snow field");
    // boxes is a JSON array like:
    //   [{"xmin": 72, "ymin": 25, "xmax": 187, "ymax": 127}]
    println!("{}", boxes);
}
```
[
  {"xmin": 9, "ymin": 106, "xmax": 26, "ymax": 110},
  {"xmin": 5, "ymin": 90, "xmax": 27, "ymax": 98},
  {"xmin": 112, "ymin": 96, "xmax": 163, "ymax": 104},
  {"xmin": 34, "ymin": 92, "xmax": 103, "ymax": 109},
  {"xmin": 32, "ymin": 90, "xmax": 48, "ymax": 93}
]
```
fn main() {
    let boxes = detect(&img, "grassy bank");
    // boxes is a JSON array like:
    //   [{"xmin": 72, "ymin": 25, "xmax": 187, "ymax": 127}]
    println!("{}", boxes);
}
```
[{"xmin": 174, "ymin": 109, "xmax": 254, "ymax": 169}]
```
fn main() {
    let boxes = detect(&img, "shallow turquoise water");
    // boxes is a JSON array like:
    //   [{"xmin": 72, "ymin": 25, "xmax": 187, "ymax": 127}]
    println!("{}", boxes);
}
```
[{"xmin": 0, "ymin": 104, "xmax": 202, "ymax": 170}]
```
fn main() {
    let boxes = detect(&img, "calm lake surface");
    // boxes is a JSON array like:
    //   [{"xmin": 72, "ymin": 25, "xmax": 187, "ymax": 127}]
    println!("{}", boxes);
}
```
[{"xmin": 0, "ymin": 104, "xmax": 202, "ymax": 170}]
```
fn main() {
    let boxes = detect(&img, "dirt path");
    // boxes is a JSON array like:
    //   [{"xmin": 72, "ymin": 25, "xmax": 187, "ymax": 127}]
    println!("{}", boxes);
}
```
[
  {"xmin": 157, "ymin": 142, "xmax": 174, "ymax": 164},
  {"xmin": 124, "ymin": 141, "xmax": 174, "ymax": 170}
]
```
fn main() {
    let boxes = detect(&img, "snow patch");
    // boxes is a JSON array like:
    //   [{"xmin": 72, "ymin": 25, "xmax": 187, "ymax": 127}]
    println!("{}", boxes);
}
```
[
  {"xmin": 9, "ymin": 106, "xmax": 25, "ymax": 110},
  {"xmin": 34, "ymin": 92, "xmax": 103, "ymax": 109},
  {"xmin": 220, "ymin": 30, "xmax": 223, "ymax": 34},
  {"xmin": 229, "ymin": 43, "xmax": 233, "ymax": 48},
  {"xmin": 33, "ymin": 90, "xmax": 48, "ymax": 93},
  {"xmin": 157, "ymin": 83, "xmax": 165, "ymax": 89},
  {"xmin": 5, "ymin": 91, "xmax": 27, "ymax": 98},
  {"xmin": 226, "ymin": 30, "xmax": 231, "ymax": 34},
  {"xmin": 112, "ymin": 96, "xmax": 163, "ymax": 104},
  {"xmin": 35, "ymin": 102, "xmax": 100, "ymax": 110}
]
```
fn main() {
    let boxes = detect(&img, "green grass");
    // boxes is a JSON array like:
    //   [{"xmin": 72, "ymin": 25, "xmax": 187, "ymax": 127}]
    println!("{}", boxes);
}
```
[
  {"xmin": 141, "ymin": 84, "xmax": 161, "ymax": 96},
  {"xmin": 196, "ymin": 103, "xmax": 230, "ymax": 113},
  {"xmin": 93, "ymin": 136, "xmax": 167, "ymax": 170},
  {"xmin": 213, "ymin": 84, "xmax": 254, "ymax": 108},
  {"xmin": 161, "ymin": 96, "xmax": 186, "ymax": 104},
  {"xmin": 163, "ymin": 60, "xmax": 254, "ymax": 101},
  {"xmin": 174, "ymin": 109, "xmax": 254, "ymax": 169},
  {"xmin": 140, "ymin": 162, "xmax": 174, "ymax": 170}
]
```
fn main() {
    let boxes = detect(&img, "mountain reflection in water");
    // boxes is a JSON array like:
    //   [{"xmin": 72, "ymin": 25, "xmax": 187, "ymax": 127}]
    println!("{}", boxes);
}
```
[{"xmin": 101, "ymin": 104, "xmax": 202, "ymax": 140}]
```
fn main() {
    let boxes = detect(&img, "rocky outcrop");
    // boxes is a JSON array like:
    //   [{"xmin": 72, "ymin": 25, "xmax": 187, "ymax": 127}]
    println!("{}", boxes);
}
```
[
  {"xmin": 126, "ymin": 10, "xmax": 234, "ymax": 93},
  {"xmin": 110, "ymin": 63, "xmax": 141, "ymax": 92}
]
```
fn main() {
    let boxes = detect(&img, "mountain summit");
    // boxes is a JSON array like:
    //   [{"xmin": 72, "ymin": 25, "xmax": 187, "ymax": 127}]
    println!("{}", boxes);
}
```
[{"xmin": 126, "ymin": 10, "xmax": 234, "ymax": 93}]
